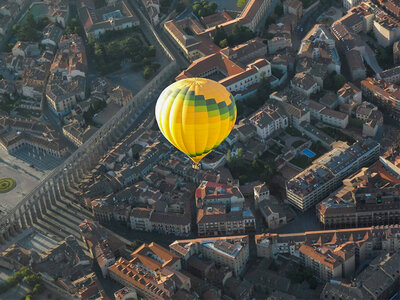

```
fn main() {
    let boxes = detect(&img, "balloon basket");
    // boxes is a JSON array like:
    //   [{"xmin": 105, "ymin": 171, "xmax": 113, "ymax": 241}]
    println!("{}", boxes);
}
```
[{"xmin": 192, "ymin": 163, "xmax": 200, "ymax": 170}]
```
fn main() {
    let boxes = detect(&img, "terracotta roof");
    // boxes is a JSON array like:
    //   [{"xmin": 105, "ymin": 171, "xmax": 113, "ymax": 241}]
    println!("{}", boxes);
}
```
[{"xmin": 176, "ymin": 52, "xmax": 244, "ymax": 80}]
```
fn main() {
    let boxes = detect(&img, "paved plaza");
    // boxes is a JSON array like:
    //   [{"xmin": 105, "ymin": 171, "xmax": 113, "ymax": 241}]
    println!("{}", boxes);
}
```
[
  {"xmin": 0, "ymin": 146, "xmax": 64, "ymax": 217},
  {"xmin": 12, "ymin": 146, "xmax": 66, "ymax": 171}
]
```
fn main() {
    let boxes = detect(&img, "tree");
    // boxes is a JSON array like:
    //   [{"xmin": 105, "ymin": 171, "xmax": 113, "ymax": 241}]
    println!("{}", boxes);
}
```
[
  {"xmin": 213, "ymin": 25, "xmax": 228, "ymax": 47},
  {"xmin": 130, "ymin": 240, "xmax": 143, "ymax": 250},
  {"xmin": 192, "ymin": 0, "xmax": 218, "ymax": 18},
  {"xmin": 147, "ymin": 45, "xmax": 156, "ymax": 57},
  {"xmin": 231, "ymin": 24, "xmax": 255, "ymax": 45},
  {"xmin": 176, "ymin": 2, "xmax": 185, "ymax": 13},
  {"xmin": 257, "ymin": 72, "xmax": 271, "ymax": 102},
  {"xmin": 65, "ymin": 18, "xmax": 81, "ymax": 35},
  {"xmin": 219, "ymin": 38, "xmax": 228, "ymax": 48},
  {"xmin": 143, "ymin": 66, "xmax": 154, "ymax": 79},
  {"xmin": 33, "ymin": 283, "xmax": 44, "ymax": 295},
  {"xmin": 333, "ymin": 74, "xmax": 346, "ymax": 91},
  {"xmin": 26, "ymin": 12, "xmax": 36, "ymax": 28},
  {"xmin": 237, "ymin": 0, "xmax": 246, "ymax": 7},
  {"xmin": 265, "ymin": 16, "xmax": 275, "ymax": 27},
  {"xmin": 37, "ymin": 17, "xmax": 50, "ymax": 30},
  {"xmin": 274, "ymin": 4, "xmax": 283, "ymax": 17},
  {"xmin": 25, "ymin": 274, "xmax": 42, "ymax": 288}
]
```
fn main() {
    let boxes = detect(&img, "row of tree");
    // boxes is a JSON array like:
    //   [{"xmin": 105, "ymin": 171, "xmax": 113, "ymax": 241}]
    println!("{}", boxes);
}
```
[
  {"xmin": 12, "ymin": 12, "xmax": 49, "ymax": 43},
  {"xmin": 88, "ymin": 34, "xmax": 157, "ymax": 75},
  {"xmin": 0, "ymin": 267, "xmax": 43, "ymax": 298},
  {"xmin": 193, "ymin": 0, "xmax": 218, "ymax": 18},
  {"xmin": 213, "ymin": 24, "xmax": 255, "ymax": 48}
]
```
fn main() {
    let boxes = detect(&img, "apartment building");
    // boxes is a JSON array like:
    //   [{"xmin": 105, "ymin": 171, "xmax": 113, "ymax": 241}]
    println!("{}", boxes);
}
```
[
  {"xmin": 62, "ymin": 122, "xmax": 97, "ymax": 147},
  {"xmin": 337, "ymin": 82, "xmax": 362, "ymax": 104},
  {"xmin": 221, "ymin": 59, "xmax": 274, "ymax": 99},
  {"xmin": 197, "ymin": 205, "xmax": 256, "ymax": 236},
  {"xmin": 220, "ymin": 38, "xmax": 267, "ymax": 66},
  {"xmin": 108, "ymin": 242, "xmax": 190, "ymax": 299},
  {"xmin": 321, "ymin": 251, "xmax": 400, "ymax": 300},
  {"xmin": 377, "ymin": 65, "xmax": 400, "ymax": 84},
  {"xmin": 129, "ymin": 207, "xmax": 152, "ymax": 231},
  {"xmin": 256, "ymin": 225, "xmax": 400, "ymax": 281},
  {"xmin": 317, "ymin": 150, "xmax": 400, "ymax": 228},
  {"xmin": 361, "ymin": 77, "xmax": 400, "ymax": 120},
  {"xmin": 283, "ymin": 0, "xmax": 302, "ymax": 18},
  {"xmin": 291, "ymin": 72, "xmax": 320, "ymax": 97},
  {"xmin": 170, "ymin": 235, "xmax": 249, "ymax": 276},
  {"xmin": 249, "ymin": 104, "xmax": 288, "ymax": 140},
  {"xmin": 346, "ymin": 49, "xmax": 366, "ymax": 81},
  {"xmin": 51, "ymin": 34, "xmax": 87, "ymax": 78},
  {"xmin": 320, "ymin": 108, "xmax": 349, "ymax": 129},
  {"xmin": 343, "ymin": 0, "xmax": 362, "ymax": 10},
  {"xmin": 286, "ymin": 139, "xmax": 380, "ymax": 211},
  {"xmin": 195, "ymin": 181, "xmax": 244, "ymax": 208},
  {"xmin": 269, "ymin": 88, "xmax": 311, "ymax": 127},
  {"xmin": 46, "ymin": 72, "xmax": 86, "ymax": 116},
  {"xmin": 373, "ymin": 13, "xmax": 400, "ymax": 47},
  {"xmin": 150, "ymin": 212, "xmax": 191, "ymax": 236}
]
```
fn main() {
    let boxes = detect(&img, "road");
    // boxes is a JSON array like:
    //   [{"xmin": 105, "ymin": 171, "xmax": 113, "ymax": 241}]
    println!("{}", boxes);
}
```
[{"xmin": 130, "ymin": 0, "xmax": 189, "ymax": 70}]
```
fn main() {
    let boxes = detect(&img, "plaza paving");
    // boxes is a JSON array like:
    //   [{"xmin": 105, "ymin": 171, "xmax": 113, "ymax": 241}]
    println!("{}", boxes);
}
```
[
  {"xmin": 0, "ymin": 146, "xmax": 63, "ymax": 217},
  {"xmin": 12, "ymin": 146, "xmax": 66, "ymax": 171}
]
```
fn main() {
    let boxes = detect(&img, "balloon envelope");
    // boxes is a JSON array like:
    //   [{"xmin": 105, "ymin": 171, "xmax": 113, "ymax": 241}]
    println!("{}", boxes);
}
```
[{"xmin": 155, "ymin": 78, "xmax": 237, "ymax": 164}]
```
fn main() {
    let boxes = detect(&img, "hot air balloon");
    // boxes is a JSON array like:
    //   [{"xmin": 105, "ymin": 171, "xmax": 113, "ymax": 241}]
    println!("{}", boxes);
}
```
[{"xmin": 155, "ymin": 78, "xmax": 236, "ymax": 167}]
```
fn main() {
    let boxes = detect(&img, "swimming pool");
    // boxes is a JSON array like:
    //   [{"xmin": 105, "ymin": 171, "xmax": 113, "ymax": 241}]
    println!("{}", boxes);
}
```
[{"xmin": 302, "ymin": 148, "xmax": 316, "ymax": 158}]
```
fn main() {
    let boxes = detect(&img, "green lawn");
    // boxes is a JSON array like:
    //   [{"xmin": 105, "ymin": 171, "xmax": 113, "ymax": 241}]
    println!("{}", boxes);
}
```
[
  {"xmin": 285, "ymin": 127, "xmax": 303, "ymax": 137},
  {"xmin": 21, "ymin": 3, "xmax": 48, "ymax": 23},
  {"xmin": 292, "ymin": 140, "xmax": 305, "ymax": 148},
  {"xmin": 290, "ymin": 155, "xmax": 312, "ymax": 169},
  {"xmin": 320, "ymin": 126, "xmax": 355, "ymax": 144}
]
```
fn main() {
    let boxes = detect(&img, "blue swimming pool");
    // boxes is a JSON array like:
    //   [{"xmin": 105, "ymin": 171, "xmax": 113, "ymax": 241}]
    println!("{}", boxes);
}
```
[{"xmin": 302, "ymin": 148, "xmax": 316, "ymax": 158}]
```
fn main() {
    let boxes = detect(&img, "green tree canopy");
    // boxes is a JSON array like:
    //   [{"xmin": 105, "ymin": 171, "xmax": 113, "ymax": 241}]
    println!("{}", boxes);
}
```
[
  {"xmin": 193, "ymin": 0, "xmax": 218, "ymax": 17},
  {"xmin": 237, "ymin": 0, "xmax": 246, "ymax": 8}
]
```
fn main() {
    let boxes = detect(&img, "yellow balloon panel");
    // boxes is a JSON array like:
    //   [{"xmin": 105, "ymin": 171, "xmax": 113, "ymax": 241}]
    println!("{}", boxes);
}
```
[{"xmin": 155, "ymin": 78, "xmax": 236, "ymax": 164}]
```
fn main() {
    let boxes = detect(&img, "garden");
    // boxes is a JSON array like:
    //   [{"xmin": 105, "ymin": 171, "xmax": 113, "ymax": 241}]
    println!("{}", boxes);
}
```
[
  {"xmin": 5, "ymin": 12, "xmax": 50, "ymax": 51},
  {"xmin": 320, "ymin": 126, "xmax": 355, "ymax": 144},
  {"xmin": 192, "ymin": 0, "xmax": 218, "ymax": 18},
  {"xmin": 226, "ymin": 148, "xmax": 276, "ymax": 184},
  {"xmin": 0, "ymin": 177, "xmax": 16, "ymax": 193},
  {"xmin": 88, "ymin": 28, "xmax": 160, "ymax": 77},
  {"xmin": 289, "ymin": 141, "xmax": 328, "ymax": 169},
  {"xmin": 213, "ymin": 23, "xmax": 256, "ymax": 48},
  {"xmin": 286, "ymin": 265, "xmax": 318, "ymax": 289},
  {"xmin": 0, "ymin": 94, "xmax": 19, "ymax": 114}
]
